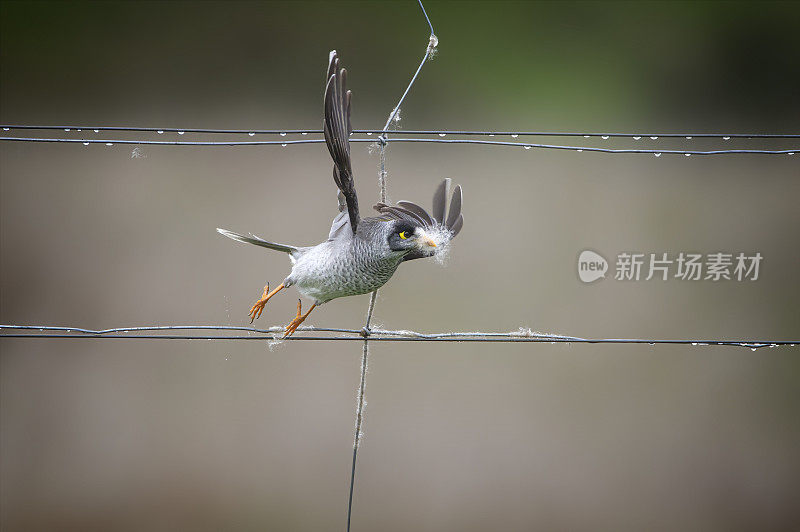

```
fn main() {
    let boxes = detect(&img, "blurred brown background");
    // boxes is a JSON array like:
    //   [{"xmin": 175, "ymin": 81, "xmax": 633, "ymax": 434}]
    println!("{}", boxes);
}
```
[{"xmin": 2, "ymin": 1, "xmax": 799, "ymax": 530}]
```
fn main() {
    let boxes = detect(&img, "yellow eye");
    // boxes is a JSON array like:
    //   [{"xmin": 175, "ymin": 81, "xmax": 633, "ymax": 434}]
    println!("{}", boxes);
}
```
[{"xmin": 399, "ymin": 231, "xmax": 409, "ymax": 239}]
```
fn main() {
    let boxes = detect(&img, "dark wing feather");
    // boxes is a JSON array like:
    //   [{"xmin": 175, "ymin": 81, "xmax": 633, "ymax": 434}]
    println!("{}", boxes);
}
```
[
  {"xmin": 396, "ymin": 201, "xmax": 434, "ymax": 226},
  {"xmin": 324, "ymin": 51, "xmax": 359, "ymax": 233},
  {"xmin": 379, "ymin": 204, "xmax": 428, "ymax": 226},
  {"xmin": 372, "ymin": 203, "xmax": 403, "ymax": 220}
]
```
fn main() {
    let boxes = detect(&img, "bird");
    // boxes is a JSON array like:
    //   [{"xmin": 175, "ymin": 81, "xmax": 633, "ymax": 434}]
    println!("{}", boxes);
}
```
[{"xmin": 217, "ymin": 50, "xmax": 463, "ymax": 337}]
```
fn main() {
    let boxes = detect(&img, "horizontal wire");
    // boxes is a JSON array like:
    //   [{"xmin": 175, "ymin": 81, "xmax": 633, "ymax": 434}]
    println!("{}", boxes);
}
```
[
  {"xmin": 2, "ymin": 125, "xmax": 798, "ymax": 139},
  {"xmin": 0, "ymin": 136, "xmax": 327, "ymax": 146},
  {"xmin": 1, "ymin": 325, "xmax": 796, "ymax": 349},
  {"xmin": 1, "ymin": 136, "xmax": 796, "ymax": 155}
]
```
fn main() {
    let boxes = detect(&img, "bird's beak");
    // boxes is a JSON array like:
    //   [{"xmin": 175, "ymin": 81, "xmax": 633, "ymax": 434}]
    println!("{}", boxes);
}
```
[{"xmin": 416, "ymin": 228, "xmax": 437, "ymax": 249}]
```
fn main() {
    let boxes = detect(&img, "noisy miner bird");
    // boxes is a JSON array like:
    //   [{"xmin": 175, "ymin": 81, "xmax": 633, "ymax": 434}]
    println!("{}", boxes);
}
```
[{"xmin": 217, "ymin": 51, "xmax": 463, "ymax": 337}]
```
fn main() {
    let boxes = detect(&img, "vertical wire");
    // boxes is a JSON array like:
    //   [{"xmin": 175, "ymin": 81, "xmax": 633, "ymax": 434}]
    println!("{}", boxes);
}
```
[
  {"xmin": 382, "ymin": 47, "xmax": 432, "ymax": 133},
  {"xmin": 416, "ymin": 0, "xmax": 435, "ymax": 35},
  {"xmin": 381, "ymin": 2, "xmax": 435, "ymax": 133},
  {"xmin": 378, "ymin": 142, "xmax": 387, "ymax": 203},
  {"xmin": 347, "ymin": 290, "xmax": 377, "ymax": 532},
  {"xmin": 348, "ymin": 2, "xmax": 434, "ymax": 528},
  {"xmin": 346, "ymin": 145, "xmax": 384, "ymax": 532}
]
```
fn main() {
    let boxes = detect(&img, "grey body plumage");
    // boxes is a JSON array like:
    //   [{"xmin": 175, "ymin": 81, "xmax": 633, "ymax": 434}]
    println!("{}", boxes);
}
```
[
  {"xmin": 217, "ymin": 51, "xmax": 463, "ymax": 331},
  {"xmin": 286, "ymin": 219, "xmax": 406, "ymax": 304}
]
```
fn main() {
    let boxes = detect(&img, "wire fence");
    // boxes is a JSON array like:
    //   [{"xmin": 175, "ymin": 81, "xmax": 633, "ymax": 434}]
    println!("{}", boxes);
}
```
[
  {"xmin": 3, "ymin": 125, "xmax": 799, "ymax": 138},
  {"xmin": 3, "ymin": 126, "xmax": 799, "ymax": 157},
  {"xmin": 2, "ymin": 135, "xmax": 797, "ymax": 156},
  {"xmin": 1, "ymin": 325, "xmax": 796, "ymax": 350}
]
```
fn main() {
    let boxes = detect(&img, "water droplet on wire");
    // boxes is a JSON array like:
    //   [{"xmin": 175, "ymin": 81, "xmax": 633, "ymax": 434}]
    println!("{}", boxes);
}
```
[
  {"xmin": 602, "ymin": 135, "xmax": 609, "ymax": 140},
  {"xmin": 685, "ymin": 136, "xmax": 692, "ymax": 140},
  {"xmin": 105, "ymin": 142, "xmax": 113, "ymax": 146},
  {"xmin": 2, "ymin": 128, "xmax": 8, "ymax": 131},
  {"xmin": 281, "ymin": 143, "xmax": 287, "ymax": 147},
  {"xmin": 64, "ymin": 128, "xmax": 71, "ymax": 132},
  {"xmin": 178, "ymin": 131, "xmax": 185, "ymax": 135},
  {"xmin": 684, "ymin": 153, "xmax": 691, "ymax": 157},
  {"xmin": 511, "ymin": 134, "xmax": 518, "ymax": 138},
  {"xmin": 650, "ymin": 136, "xmax": 658, "ymax": 140},
  {"xmin": 157, "ymin": 130, "xmax": 164, "ymax": 134},
  {"xmin": 583, "ymin": 135, "xmax": 590, "ymax": 138},
  {"xmin": 654, "ymin": 152, "xmax": 661, "ymax": 157},
  {"xmin": 280, "ymin": 132, "xmax": 287, "ymax": 136},
  {"xmin": 439, "ymin": 133, "xmax": 446, "ymax": 137},
  {"xmin": 524, "ymin": 146, "xmax": 531, "ymax": 150},
  {"xmin": 633, "ymin": 136, "xmax": 641, "ymax": 140},
  {"xmin": 302, "ymin": 132, "xmax": 308, "ymax": 136},
  {"xmin": 248, "ymin": 132, "xmax": 255, "ymax": 136},
  {"xmin": 723, "ymin": 136, "xmax": 730, "ymax": 140},
  {"xmin": 93, "ymin": 129, "xmax": 99, "ymax": 133},
  {"xmin": 82, "ymin": 142, "xmax": 89, "ymax": 146}
]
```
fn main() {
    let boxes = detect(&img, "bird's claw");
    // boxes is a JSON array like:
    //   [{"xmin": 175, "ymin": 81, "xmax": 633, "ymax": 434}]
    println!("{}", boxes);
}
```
[
  {"xmin": 248, "ymin": 282, "xmax": 286, "ymax": 324},
  {"xmin": 248, "ymin": 284, "xmax": 270, "ymax": 323},
  {"xmin": 283, "ymin": 299, "xmax": 316, "ymax": 338},
  {"xmin": 283, "ymin": 317, "xmax": 305, "ymax": 337},
  {"xmin": 283, "ymin": 300, "xmax": 305, "ymax": 337}
]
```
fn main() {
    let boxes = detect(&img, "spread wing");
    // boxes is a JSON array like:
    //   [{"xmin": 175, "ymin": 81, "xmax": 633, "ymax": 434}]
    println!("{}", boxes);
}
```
[
  {"xmin": 324, "ymin": 50, "xmax": 359, "ymax": 235},
  {"xmin": 374, "ymin": 178, "xmax": 464, "ymax": 261}
]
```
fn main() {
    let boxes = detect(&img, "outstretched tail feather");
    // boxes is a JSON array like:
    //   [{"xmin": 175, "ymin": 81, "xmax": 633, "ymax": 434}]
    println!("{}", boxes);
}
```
[
  {"xmin": 449, "ymin": 213, "xmax": 464, "ymax": 237},
  {"xmin": 431, "ymin": 178, "xmax": 449, "ymax": 224},
  {"xmin": 216, "ymin": 228, "xmax": 298, "ymax": 254},
  {"xmin": 445, "ymin": 185, "xmax": 462, "ymax": 229}
]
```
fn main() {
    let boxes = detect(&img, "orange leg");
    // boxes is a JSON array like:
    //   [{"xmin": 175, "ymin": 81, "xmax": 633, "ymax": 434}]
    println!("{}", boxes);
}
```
[
  {"xmin": 248, "ymin": 282, "xmax": 285, "ymax": 323},
  {"xmin": 283, "ymin": 299, "xmax": 317, "ymax": 338}
]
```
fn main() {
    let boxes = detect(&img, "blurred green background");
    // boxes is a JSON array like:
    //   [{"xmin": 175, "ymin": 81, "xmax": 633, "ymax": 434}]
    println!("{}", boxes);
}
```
[{"xmin": 1, "ymin": 1, "xmax": 799, "ymax": 530}]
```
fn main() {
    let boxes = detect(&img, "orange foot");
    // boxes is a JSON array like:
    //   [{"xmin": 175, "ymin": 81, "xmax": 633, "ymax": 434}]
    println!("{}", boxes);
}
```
[
  {"xmin": 249, "ymin": 282, "xmax": 285, "ymax": 323},
  {"xmin": 283, "ymin": 299, "xmax": 317, "ymax": 338}
]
